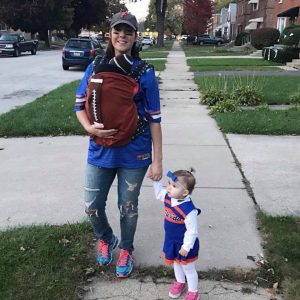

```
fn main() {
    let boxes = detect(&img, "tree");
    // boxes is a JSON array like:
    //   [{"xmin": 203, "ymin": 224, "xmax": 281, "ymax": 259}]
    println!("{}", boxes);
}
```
[
  {"xmin": 145, "ymin": 0, "xmax": 183, "ymax": 36},
  {"xmin": 183, "ymin": 0, "xmax": 212, "ymax": 36},
  {"xmin": 70, "ymin": 0, "xmax": 108, "ymax": 37},
  {"xmin": 155, "ymin": 0, "xmax": 168, "ymax": 47},
  {"xmin": 214, "ymin": 0, "xmax": 231, "ymax": 13},
  {"xmin": 0, "ymin": 0, "xmax": 73, "ymax": 47}
]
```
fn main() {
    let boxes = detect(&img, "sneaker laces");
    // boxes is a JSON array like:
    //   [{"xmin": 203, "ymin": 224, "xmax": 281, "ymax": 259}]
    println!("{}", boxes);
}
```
[
  {"xmin": 173, "ymin": 282, "xmax": 184, "ymax": 289},
  {"xmin": 185, "ymin": 291, "xmax": 198, "ymax": 300},
  {"xmin": 118, "ymin": 249, "xmax": 130, "ymax": 267},
  {"xmin": 98, "ymin": 240, "xmax": 109, "ymax": 258}
]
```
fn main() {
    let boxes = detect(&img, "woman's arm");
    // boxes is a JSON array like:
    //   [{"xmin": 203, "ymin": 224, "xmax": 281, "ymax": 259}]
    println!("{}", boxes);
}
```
[{"xmin": 148, "ymin": 122, "xmax": 163, "ymax": 181}]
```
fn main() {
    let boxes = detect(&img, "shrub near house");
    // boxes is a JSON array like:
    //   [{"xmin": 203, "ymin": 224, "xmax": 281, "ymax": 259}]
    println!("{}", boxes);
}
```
[
  {"xmin": 251, "ymin": 28, "xmax": 280, "ymax": 50},
  {"xmin": 262, "ymin": 25, "xmax": 300, "ymax": 63}
]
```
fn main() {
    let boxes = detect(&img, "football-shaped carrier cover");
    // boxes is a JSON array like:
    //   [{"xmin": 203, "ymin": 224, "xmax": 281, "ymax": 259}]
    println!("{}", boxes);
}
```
[{"xmin": 85, "ymin": 62, "xmax": 139, "ymax": 147}]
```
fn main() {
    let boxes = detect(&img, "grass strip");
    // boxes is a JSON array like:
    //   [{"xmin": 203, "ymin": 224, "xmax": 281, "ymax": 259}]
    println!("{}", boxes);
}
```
[
  {"xmin": 258, "ymin": 213, "xmax": 300, "ymax": 300},
  {"xmin": 0, "ymin": 222, "xmax": 94, "ymax": 300},
  {"xmin": 0, "ymin": 81, "xmax": 84, "ymax": 137},
  {"xmin": 195, "ymin": 75, "xmax": 300, "ymax": 105},
  {"xmin": 215, "ymin": 108, "xmax": 300, "ymax": 135},
  {"xmin": 188, "ymin": 58, "xmax": 281, "ymax": 71},
  {"xmin": 181, "ymin": 44, "xmax": 253, "ymax": 57}
]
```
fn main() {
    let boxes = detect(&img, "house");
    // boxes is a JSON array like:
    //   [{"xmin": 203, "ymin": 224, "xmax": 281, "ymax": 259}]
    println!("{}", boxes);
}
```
[
  {"xmin": 273, "ymin": 0, "xmax": 300, "ymax": 32},
  {"xmin": 236, "ymin": 0, "xmax": 274, "ymax": 32},
  {"xmin": 227, "ymin": 3, "xmax": 238, "ymax": 40}
]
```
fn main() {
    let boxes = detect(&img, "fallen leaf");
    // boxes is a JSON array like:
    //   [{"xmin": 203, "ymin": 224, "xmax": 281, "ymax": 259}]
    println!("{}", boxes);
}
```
[
  {"xmin": 85, "ymin": 267, "xmax": 95, "ymax": 276},
  {"xmin": 247, "ymin": 255, "xmax": 256, "ymax": 262},
  {"xmin": 59, "ymin": 238, "xmax": 70, "ymax": 245}
]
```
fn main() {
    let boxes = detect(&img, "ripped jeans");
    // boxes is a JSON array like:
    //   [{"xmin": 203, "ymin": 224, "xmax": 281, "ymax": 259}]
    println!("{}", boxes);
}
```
[{"xmin": 84, "ymin": 163, "xmax": 148, "ymax": 253}]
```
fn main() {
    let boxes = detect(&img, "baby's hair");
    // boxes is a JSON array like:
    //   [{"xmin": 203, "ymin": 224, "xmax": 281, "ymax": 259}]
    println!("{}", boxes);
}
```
[{"xmin": 173, "ymin": 168, "xmax": 196, "ymax": 194}]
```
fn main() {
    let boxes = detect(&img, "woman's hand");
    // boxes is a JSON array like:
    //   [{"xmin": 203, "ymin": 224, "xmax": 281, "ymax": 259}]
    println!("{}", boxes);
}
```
[
  {"xmin": 76, "ymin": 111, "xmax": 117, "ymax": 138},
  {"xmin": 179, "ymin": 247, "xmax": 189, "ymax": 257},
  {"xmin": 148, "ymin": 160, "xmax": 162, "ymax": 181},
  {"xmin": 90, "ymin": 122, "xmax": 118, "ymax": 138}
]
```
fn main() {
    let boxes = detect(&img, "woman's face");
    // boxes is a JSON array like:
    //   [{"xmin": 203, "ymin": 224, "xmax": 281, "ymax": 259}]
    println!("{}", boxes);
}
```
[{"xmin": 110, "ymin": 24, "xmax": 137, "ymax": 56}]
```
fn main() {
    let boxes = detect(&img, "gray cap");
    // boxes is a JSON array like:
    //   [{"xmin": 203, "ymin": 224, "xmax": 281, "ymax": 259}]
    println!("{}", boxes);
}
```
[{"xmin": 110, "ymin": 11, "xmax": 138, "ymax": 31}]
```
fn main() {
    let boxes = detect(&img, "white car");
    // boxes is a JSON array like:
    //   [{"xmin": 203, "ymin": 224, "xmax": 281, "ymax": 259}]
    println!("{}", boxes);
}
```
[
  {"xmin": 142, "ymin": 36, "xmax": 153, "ymax": 46},
  {"xmin": 180, "ymin": 35, "xmax": 188, "ymax": 41}
]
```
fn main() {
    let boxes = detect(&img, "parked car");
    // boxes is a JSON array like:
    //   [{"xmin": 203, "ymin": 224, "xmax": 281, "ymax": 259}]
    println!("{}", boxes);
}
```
[
  {"xmin": 141, "ymin": 36, "xmax": 153, "ymax": 46},
  {"xmin": 193, "ymin": 34, "xmax": 224, "ymax": 46},
  {"xmin": 62, "ymin": 38, "xmax": 104, "ymax": 70},
  {"xmin": 135, "ymin": 38, "xmax": 143, "ymax": 52},
  {"xmin": 0, "ymin": 33, "xmax": 38, "ymax": 57},
  {"xmin": 180, "ymin": 35, "xmax": 188, "ymax": 41}
]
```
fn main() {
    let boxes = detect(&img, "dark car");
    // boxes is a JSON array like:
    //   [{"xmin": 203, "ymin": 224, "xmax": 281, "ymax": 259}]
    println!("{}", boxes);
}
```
[
  {"xmin": 0, "ymin": 33, "xmax": 38, "ymax": 57},
  {"xmin": 62, "ymin": 38, "xmax": 104, "ymax": 70},
  {"xmin": 193, "ymin": 34, "xmax": 224, "ymax": 46}
]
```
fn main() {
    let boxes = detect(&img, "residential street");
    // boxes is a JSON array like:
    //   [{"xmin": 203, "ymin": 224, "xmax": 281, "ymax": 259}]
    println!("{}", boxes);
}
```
[{"xmin": 0, "ymin": 50, "xmax": 83, "ymax": 114}]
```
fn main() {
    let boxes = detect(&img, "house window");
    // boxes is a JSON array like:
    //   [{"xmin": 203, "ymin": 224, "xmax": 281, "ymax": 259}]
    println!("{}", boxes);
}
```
[
  {"xmin": 248, "ymin": 0, "xmax": 259, "ymax": 11},
  {"xmin": 277, "ymin": 17, "xmax": 286, "ymax": 33},
  {"xmin": 252, "ymin": 3, "xmax": 258, "ymax": 11}
]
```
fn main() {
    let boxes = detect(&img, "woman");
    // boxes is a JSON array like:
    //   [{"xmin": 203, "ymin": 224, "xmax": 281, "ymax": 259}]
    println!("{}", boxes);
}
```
[{"xmin": 74, "ymin": 11, "xmax": 162, "ymax": 278}]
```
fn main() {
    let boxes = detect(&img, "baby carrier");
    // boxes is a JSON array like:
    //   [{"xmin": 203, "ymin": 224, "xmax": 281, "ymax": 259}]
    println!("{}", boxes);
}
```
[{"xmin": 85, "ymin": 54, "xmax": 153, "ymax": 147}]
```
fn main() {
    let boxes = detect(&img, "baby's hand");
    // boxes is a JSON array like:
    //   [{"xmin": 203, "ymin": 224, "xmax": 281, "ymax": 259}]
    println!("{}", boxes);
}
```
[{"xmin": 179, "ymin": 247, "xmax": 189, "ymax": 257}]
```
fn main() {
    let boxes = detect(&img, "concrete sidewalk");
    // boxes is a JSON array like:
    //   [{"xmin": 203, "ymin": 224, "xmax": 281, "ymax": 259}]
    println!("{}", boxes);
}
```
[{"xmin": 0, "ymin": 42, "xmax": 282, "ymax": 299}]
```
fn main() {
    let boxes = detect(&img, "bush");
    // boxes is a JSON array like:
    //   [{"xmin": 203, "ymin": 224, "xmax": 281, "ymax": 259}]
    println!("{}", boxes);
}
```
[
  {"xmin": 263, "ymin": 46, "xmax": 300, "ymax": 63},
  {"xmin": 279, "ymin": 24, "xmax": 300, "ymax": 47},
  {"xmin": 210, "ymin": 99, "xmax": 239, "ymax": 114},
  {"xmin": 200, "ymin": 89, "xmax": 231, "ymax": 106},
  {"xmin": 232, "ymin": 85, "xmax": 262, "ymax": 106},
  {"xmin": 235, "ymin": 32, "xmax": 249, "ymax": 46},
  {"xmin": 251, "ymin": 28, "xmax": 280, "ymax": 50}
]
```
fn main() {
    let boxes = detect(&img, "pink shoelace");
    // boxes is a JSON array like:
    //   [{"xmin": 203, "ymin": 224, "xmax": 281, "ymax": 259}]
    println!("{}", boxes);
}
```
[
  {"xmin": 185, "ymin": 291, "xmax": 199, "ymax": 300},
  {"xmin": 98, "ymin": 240, "xmax": 109, "ymax": 258},
  {"xmin": 118, "ymin": 249, "xmax": 130, "ymax": 266},
  {"xmin": 172, "ymin": 282, "xmax": 185, "ymax": 290}
]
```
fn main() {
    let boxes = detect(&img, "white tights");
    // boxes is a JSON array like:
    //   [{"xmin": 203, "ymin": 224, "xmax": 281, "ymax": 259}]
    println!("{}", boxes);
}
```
[{"xmin": 173, "ymin": 261, "xmax": 198, "ymax": 292}]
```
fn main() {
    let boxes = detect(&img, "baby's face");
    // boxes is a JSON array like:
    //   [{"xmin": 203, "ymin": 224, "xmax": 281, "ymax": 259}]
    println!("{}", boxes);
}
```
[{"xmin": 166, "ymin": 178, "xmax": 188, "ymax": 200}]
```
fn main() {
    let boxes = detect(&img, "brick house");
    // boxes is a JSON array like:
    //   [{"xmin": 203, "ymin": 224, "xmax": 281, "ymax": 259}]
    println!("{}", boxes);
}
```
[
  {"xmin": 236, "ymin": 0, "xmax": 274, "ymax": 33},
  {"xmin": 273, "ymin": 0, "xmax": 300, "ymax": 32}
]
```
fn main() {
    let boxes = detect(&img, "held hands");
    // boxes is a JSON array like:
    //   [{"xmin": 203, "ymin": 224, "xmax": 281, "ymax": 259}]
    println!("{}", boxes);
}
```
[
  {"xmin": 179, "ymin": 247, "xmax": 189, "ymax": 257},
  {"xmin": 90, "ymin": 122, "xmax": 118, "ymax": 138},
  {"xmin": 148, "ymin": 160, "xmax": 162, "ymax": 181}
]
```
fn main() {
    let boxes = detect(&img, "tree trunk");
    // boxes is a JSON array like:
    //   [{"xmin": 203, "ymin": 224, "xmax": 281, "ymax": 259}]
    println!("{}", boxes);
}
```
[
  {"xmin": 155, "ymin": 0, "xmax": 167, "ymax": 48},
  {"xmin": 38, "ymin": 28, "xmax": 50, "ymax": 48}
]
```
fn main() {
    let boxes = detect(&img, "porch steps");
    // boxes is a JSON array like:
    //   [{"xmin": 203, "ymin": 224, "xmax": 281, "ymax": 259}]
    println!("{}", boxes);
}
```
[
  {"xmin": 286, "ymin": 59, "xmax": 300, "ymax": 70},
  {"xmin": 249, "ymin": 50, "xmax": 262, "ymax": 57}
]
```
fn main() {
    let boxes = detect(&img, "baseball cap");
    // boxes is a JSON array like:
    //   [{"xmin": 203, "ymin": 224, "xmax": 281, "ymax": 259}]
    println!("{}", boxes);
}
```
[{"xmin": 110, "ymin": 11, "xmax": 138, "ymax": 32}]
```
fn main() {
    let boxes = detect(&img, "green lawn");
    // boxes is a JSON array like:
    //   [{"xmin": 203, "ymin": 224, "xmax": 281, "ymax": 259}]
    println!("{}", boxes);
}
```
[
  {"xmin": 258, "ymin": 213, "xmax": 300, "ymax": 300},
  {"xmin": 181, "ymin": 43, "xmax": 253, "ymax": 57},
  {"xmin": 195, "ymin": 75, "xmax": 300, "ymax": 105},
  {"xmin": 215, "ymin": 107, "xmax": 300, "ymax": 135},
  {"xmin": 188, "ymin": 58, "xmax": 282, "ymax": 71},
  {"xmin": 0, "ymin": 222, "xmax": 94, "ymax": 300},
  {"xmin": 0, "ymin": 81, "xmax": 84, "ymax": 138}
]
